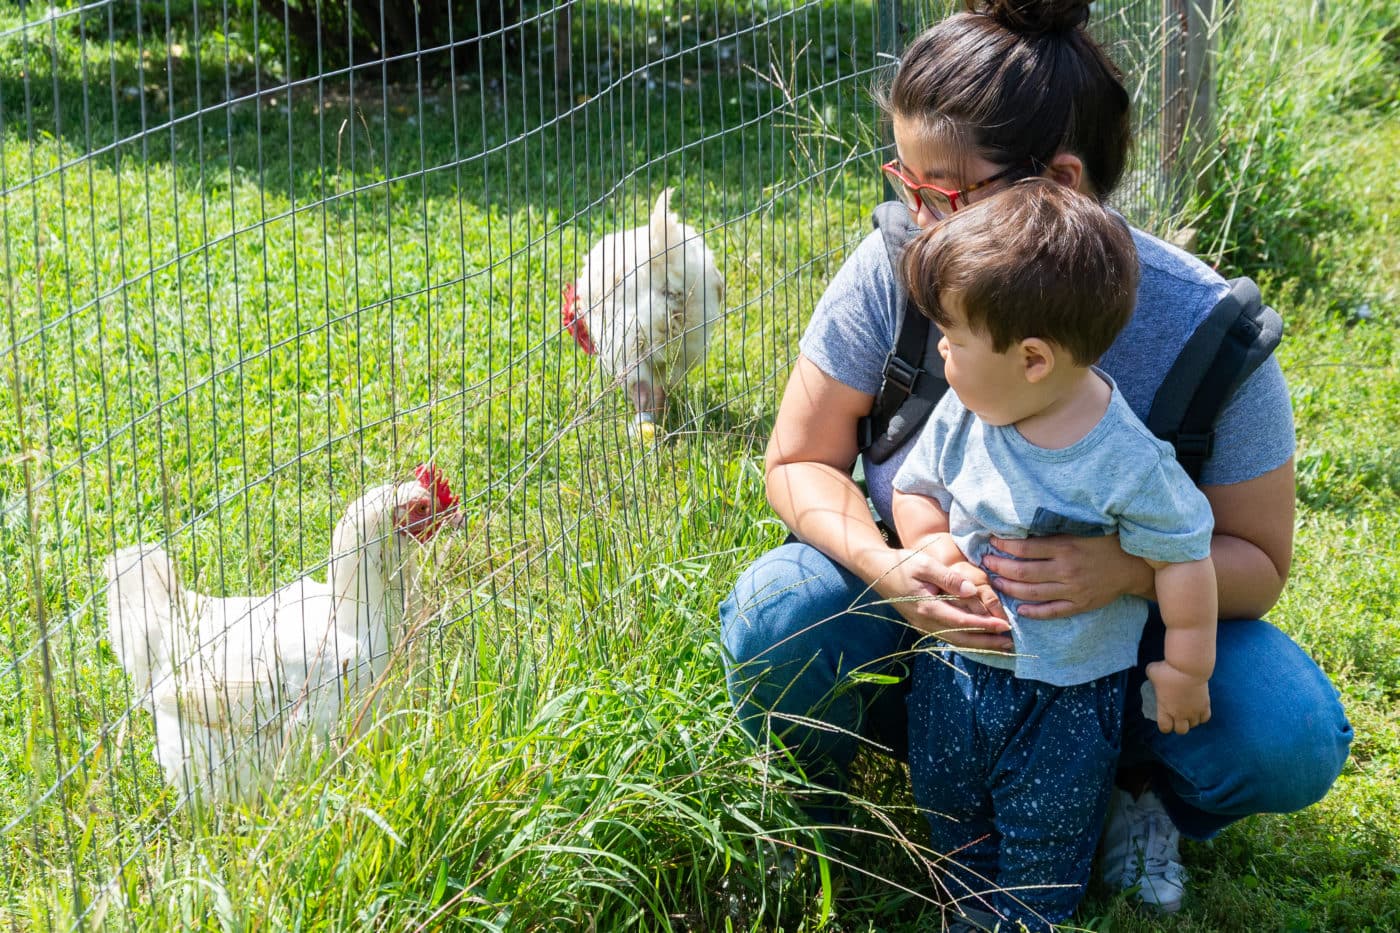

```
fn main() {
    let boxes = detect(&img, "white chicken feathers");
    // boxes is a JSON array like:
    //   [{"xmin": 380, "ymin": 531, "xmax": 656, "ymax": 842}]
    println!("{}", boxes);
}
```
[
  {"xmin": 105, "ymin": 468, "xmax": 459, "ymax": 803},
  {"xmin": 564, "ymin": 188, "xmax": 724, "ymax": 430}
]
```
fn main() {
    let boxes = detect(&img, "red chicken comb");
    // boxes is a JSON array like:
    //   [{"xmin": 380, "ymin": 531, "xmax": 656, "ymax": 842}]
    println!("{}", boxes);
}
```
[
  {"xmin": 414, "ymin": 463, "xmax": 458, "ymax": 512},
  {"xmin": 561, "ymin": 282, "xmax": 596, "ymax": 356}
]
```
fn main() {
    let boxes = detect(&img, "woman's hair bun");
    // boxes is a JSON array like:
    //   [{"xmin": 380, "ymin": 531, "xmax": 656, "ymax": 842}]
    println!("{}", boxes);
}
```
[{"xmin": 975, "ymin": 0, "xmax": 1092, "ymax": 36}]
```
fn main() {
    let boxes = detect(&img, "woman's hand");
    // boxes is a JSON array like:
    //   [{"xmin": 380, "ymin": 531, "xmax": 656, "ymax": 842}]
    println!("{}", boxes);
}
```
[
  {"xmin": 984, "ymin": 462, "xmax": 1298, "ymax": 622},
  {"xmin": 872, "ymin": 548, "xmax": 1012, "ymax": 652},
  {"xmin": 765, "ymin": 357, "xmax": 1011, "ymax": 653},
  {"xmin": 982, "ymin": 532, "xmax": 1154, "ymax": 620}
]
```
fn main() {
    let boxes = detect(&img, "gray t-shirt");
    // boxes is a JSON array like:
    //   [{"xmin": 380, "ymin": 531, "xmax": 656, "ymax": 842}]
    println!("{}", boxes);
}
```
[
  {"xmin": 893, "ymin": 375, "xmax": 1215, "ymax": 685},
  {"xmin": 798, "ymin": 223, "xmax": 1296, "ymax": 527}
]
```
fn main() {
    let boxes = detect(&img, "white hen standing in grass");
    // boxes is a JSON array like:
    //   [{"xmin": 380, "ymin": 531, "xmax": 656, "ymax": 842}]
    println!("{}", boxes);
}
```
[
  {"xmin": 562, "ymin": 188, "xmax": 724, "ymax": 439},
  {"xmin": 105, "ymin": 464, "xmax": 461, "ymax": 803}
]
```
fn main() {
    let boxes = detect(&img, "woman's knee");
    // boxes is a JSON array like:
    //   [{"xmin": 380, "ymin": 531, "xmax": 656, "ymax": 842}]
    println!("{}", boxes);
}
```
[
  {"xmin": 720, "ymin": 542, "xmax": 913, "ymax": 772},
  {"xmin": 719, "ymin": 541, "xmax": 917, "ymax": 736},
  {"xmin": 721, "ymin": 541, "xmax": 876, "ymax": 667},
  {"xmin": 1225, "ymin": 619, "xmax": 1351, "ymax": 790},
  {"xmin": 1164, "ymin": 619, "xmax": 1352, "ymax": 817}
]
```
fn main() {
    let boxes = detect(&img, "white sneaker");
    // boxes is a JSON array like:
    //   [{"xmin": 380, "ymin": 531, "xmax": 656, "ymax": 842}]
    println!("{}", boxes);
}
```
[{"xmin": 1100, "ymin": 788, "xmax": 1188, "ymax": 913}]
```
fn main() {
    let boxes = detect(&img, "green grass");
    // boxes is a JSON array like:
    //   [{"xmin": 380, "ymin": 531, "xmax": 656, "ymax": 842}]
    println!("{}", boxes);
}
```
[{"xmin": 2, "ymin": 0, "xmax": 1398, "ymax": 929}]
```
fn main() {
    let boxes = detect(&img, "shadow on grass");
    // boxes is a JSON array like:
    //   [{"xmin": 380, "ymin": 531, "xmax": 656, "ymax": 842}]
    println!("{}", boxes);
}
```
[
  {"xmin": 0, "ymin": 0, "xmax": 884, "ymax": 226},
  {"xmin": 686, "ymin": 385, "xmax": 778, "ymax": 441}
]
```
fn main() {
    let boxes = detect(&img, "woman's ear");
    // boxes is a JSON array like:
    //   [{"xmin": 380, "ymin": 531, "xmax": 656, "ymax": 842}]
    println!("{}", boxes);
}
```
[
  {"xmin": 1045, "ymin": 153, "xmax": 1086, "ymax": 194},
  {"xmin": 1021, "ymin": 338, "xmax": 1056, "ymax": 384}
]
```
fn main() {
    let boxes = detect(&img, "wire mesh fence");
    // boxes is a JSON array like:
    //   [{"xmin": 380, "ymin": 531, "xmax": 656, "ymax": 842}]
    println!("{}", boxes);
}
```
[{"xmin": 2, "ymin": 0, "xmax": 1215, "ymax": 926}]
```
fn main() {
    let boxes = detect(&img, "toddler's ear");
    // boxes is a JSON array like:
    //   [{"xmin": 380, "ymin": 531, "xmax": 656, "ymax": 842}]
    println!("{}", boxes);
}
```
[{"xmin": 1020, "ymin": 338, "xmax": 1056, "ymax": 384}]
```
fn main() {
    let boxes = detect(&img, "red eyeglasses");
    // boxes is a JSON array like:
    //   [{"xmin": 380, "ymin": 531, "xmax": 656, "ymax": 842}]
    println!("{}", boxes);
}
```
[{"xmin": 881, "ymin": 160, "xmax": 1035, "ymax": 219}]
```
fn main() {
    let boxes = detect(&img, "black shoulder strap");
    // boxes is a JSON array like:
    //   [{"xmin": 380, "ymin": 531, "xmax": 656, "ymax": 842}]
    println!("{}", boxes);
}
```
[
  {"xmin": 1145, "ymin": 277, "xmax": 1283, "ymax": 482},
  {"xmin": 856, "ymin": 201, "xmax": 950, "ymax": 464}
]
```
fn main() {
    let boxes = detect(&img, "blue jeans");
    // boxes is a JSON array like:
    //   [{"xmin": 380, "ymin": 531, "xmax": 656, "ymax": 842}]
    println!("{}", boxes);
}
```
[
  {"xmin": 908, "ymin": 653, "xmax": 1127, "ymax": 931},
  {"xmin": 720, "ymin": 541, "xmax": 1353, "ymax": 839}
]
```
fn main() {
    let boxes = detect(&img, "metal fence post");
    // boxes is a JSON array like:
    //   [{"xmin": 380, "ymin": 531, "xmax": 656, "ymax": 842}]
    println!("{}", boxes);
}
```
[
  {"xmin": 878, "ymin": 0, "xmax": 903, "ymax": 202},
  {"xmin": 1163, "ymin": 0, "xmax": 1218, "ymax": 220},
  {"xmin": 1183, "ymin": 0, "xmax": 1218, "ymax": 180}
]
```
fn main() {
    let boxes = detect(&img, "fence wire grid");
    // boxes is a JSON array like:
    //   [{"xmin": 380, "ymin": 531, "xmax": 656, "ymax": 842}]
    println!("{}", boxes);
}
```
[{"xmin": 1, "ymin": 0, "xmax": 1215, "ymax": 927}]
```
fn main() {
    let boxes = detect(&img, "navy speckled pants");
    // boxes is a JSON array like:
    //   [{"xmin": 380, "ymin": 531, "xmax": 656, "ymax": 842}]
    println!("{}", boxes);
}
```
[{"xmin": 907, "ymin": 649, "xmax": 1128, "ymax": 932}]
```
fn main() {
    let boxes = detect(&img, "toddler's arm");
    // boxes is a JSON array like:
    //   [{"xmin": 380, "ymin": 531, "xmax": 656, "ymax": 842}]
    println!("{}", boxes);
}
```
[
  {"xmin": 891, "ymin": 490, "xmax": 1003, "ymax": 621},
  {"xmin": 891, "ymin": 489, "xmax": 963, "ymax": 566},
  {"xmin": 1144, "ymin": 557, "xmax": 1217, "ymax": 734}
]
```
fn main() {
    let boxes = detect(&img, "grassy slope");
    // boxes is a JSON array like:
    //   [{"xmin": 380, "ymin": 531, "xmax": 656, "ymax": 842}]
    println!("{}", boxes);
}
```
[{"xmin": 0, "ymin": 0, "xmax": 1396, "ymax": 930}]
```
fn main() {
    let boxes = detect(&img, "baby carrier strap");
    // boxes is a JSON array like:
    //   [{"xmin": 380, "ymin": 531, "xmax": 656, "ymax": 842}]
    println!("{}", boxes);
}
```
[
  {"xmin": 1144, "ymin": 277, "xmax": 1284, "ymax": 482},
  {"xmin": 856, "ymin": 201, "xmax": 949, "ymax": 464}
]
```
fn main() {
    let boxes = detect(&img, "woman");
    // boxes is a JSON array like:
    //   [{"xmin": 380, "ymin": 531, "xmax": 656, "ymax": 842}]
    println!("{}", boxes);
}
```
[{"xmin": 720, "ymin": 0, "xmax": 1352, "ymax": 918}]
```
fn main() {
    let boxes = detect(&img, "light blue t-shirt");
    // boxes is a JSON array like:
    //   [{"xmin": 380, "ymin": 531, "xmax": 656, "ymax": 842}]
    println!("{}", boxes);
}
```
[
  {"xmin": 798, "ymin": 221, "xmax": 1296, "ymax": 528},
  {"xmin": 893, "ymin": 375, "xmax": 1214, "ymax": 686}
]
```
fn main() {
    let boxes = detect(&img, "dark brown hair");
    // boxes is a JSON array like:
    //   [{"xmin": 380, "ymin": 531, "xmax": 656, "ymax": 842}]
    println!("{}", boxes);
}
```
[
  {"xmin": 902, "ymin": 178, "xmax": 1140, "ymax": 365},
  {"xmin": 879, "ymin": 0, "xmax": 1132, "ymax": 199}
]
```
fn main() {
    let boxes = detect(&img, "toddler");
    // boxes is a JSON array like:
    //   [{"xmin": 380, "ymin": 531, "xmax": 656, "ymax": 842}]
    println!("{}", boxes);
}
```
[{"xmin": 891, "ymin": 179, "xmax": 1218, "ymax": 932}]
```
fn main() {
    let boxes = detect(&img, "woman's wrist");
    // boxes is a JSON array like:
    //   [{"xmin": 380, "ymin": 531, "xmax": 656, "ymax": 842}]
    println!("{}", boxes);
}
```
[{"xmin": 852, "ymin": 536, "xmax": 906, "ymax": 590}]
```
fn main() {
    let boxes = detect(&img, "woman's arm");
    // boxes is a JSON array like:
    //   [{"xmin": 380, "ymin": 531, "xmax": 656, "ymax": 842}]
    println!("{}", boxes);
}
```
[
  {"xmin": 1202, "ymin": 458, "xmax": 1294, "ymax": 617},
  {"xmin": 982, "ymin": 458, "xmax": 1295, "ymax": 621},
  {"xmin": 765, "ymin": 355, "xmax": 890, "ymax": 579},
  {"xmin": 766, "ymin": 355, "xmax": 1010, "ymax": 646}
]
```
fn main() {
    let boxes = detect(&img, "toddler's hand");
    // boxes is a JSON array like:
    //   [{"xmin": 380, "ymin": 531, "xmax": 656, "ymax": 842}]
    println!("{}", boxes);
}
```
[
  {"xmin": 1144, "ymin": 660, "xmax": 1211, "ymax": 735},
  {"xmin": 950, "ymin": 561, "xmax": 1006, "ymax": 622}
]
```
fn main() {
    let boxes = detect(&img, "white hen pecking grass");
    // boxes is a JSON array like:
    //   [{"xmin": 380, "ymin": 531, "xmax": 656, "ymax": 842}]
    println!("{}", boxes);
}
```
[
  {"xmin": 105, "ymin": 464, "xmax": 461, "ymax": 804},
  {"xmin": 562, "ymin": 188, "xmax": 724, "ymax": 438}
]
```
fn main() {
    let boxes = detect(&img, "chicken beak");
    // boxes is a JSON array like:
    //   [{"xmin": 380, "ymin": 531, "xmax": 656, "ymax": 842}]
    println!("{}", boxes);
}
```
[{"xmin": 399, "ymin": 503, "xmax": 463, "ymax": 542}]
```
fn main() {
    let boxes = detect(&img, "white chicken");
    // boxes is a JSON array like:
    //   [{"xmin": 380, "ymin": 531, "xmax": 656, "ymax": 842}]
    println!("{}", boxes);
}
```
[
  {"xmin": 562, "ymin": 188, "xmax": 724, "ymax": 439},
  {"xmin": 105, "ymin": 464, "xmax": 461, "ymax": 803}
]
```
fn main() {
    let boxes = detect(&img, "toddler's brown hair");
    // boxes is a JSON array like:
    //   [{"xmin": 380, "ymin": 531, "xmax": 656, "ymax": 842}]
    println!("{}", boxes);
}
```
[{"xmin": 902, "ymin": 178, "xmax": 1140, "ymax": 365}]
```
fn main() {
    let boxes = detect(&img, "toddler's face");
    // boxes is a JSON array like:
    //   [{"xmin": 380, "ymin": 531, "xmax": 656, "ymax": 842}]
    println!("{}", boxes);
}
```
[{"xmin": 936, "ymin": 292, "xmax": 1029, "ymax": 426}]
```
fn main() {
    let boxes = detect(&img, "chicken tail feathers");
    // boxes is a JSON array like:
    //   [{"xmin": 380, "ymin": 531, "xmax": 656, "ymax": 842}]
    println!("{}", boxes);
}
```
[
  {"xmin": 105, "ymin": 544, "xmax": 179, "ymax": 694},
  {"xmin": 649, "ymin": 187, "xmax": 677, "ymax": 254}
]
